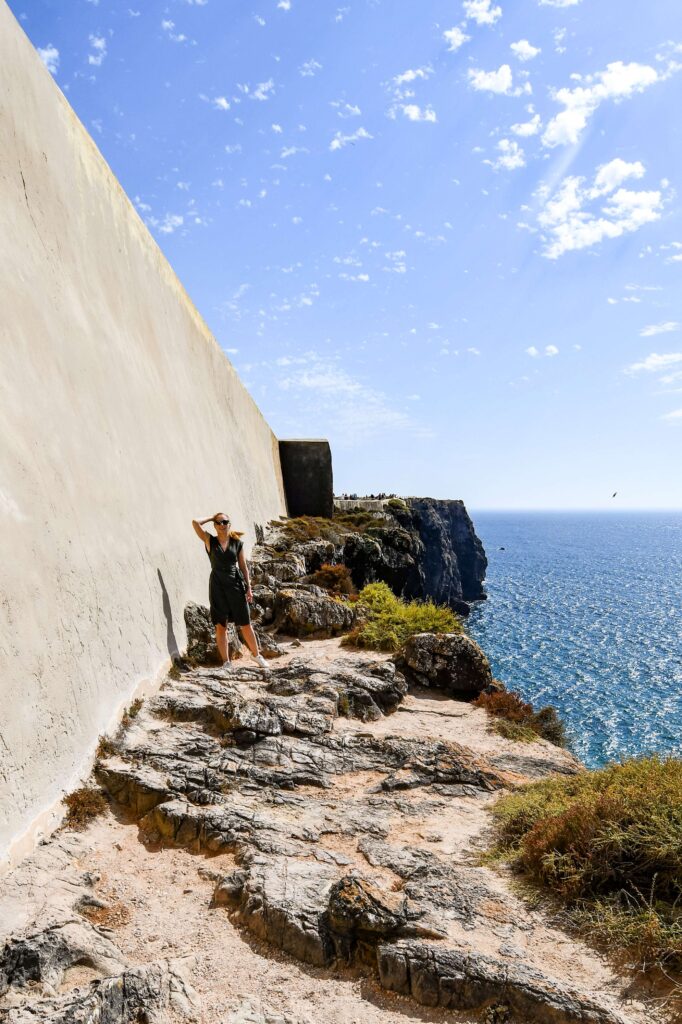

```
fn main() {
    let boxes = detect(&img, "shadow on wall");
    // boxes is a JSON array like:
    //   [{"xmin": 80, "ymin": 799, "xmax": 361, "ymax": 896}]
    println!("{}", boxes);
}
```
[{"xmin": 157, "ymin": 569, "xmax": 180, "ymax": 661}]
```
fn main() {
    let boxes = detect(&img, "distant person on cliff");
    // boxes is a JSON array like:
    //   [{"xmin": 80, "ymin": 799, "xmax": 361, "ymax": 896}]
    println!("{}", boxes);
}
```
[{"xmin": 191, "ymin": 514, "xmax": 269, "ymax": 670}]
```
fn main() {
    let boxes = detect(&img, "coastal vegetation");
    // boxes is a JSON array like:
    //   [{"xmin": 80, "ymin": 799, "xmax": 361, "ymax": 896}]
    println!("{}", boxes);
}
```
[
  {"xmin": 274, "ymin": 511, "xmax": 390, "ymax": 543},
  {"xmin": 474, "ymin": 689, "xmax": 566, "ymax": 746},
  {"xmin": 490, "ymin": 756, "xmax": 682, "ymax": 983},
  {"xmin": 343, "ymin": 581, "xmax": 461, "ymax": 652}
]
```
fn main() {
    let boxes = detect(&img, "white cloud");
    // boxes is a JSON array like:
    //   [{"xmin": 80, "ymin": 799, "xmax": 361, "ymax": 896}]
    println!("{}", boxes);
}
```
[
  {"xmin": 37, "ymin": 44, "xmax": 59, "ymax": 74},
  {"xmin": 485, "ymin": 138, "xmax": 525, "ymax": 170},
  {"xmin": 545, "ymin": 344, "xmax": 559, "ymax": 356},
  {"xmin": 252, "ymin": 79, "xmax": 275, "ymax": 101},
  {"xmin": 329, "ymin": 126, "xmax": 372, "ymax": 151},
  {"xmin": 280, "ymin": 145, "xmax": 309, "ymax": 158},
  {"xmin": 332, "ymin": 101, "xmax": 361, "ymax": 118},
  {"xmin": 537, "ymin": 159, "xmax": 664, "ymax": 259},
  {"xmin": 640, "ymin": 321, "xmax": 680, "ymax": 337},
  {"xmin": 278, "ymin": 0, "xmax": 291, "ymax": 8},
  {"xmin": 399, "ymin": 104, "xmax": 437, "ymax": 123},
  {"xmin": 272, "ymin": 124, "xmax": 283, "ymax": 133},
  {"xmin": 393, "ymin": 66, "xmax": 433, "ymax": 87},
  {"xmin": 511, "ymin": 112, "xmax": 541, "ymax": 136},
  {"xmin": 592, "ymin": 157, "xmax": 645, "ymax": 195},
  {"xmin": 213, "ymin": 96, "xmax": 230, "ymax": 110},
  {"xmin": 87, "ymin": 34, "xmax": 107, "ymax": 67},
  {"xmin": 468, "ymin": 64, "xmax": 530, "ymax": 96},
  {"xmin": 511, "ymin": 39, "xmax": 540, "ymax": 61},
  {"xmin": 543, "ymin": 61, "xmax": 660, "ymax": 148},
  {"xmin": 444, "ymin": 26, "xmax": 470, "ymax": 51},
  {"xmin": 299, "ymin": 59, "xmax": 322, "ymax": 77},
  {"xmin": 540, "ymin": 0, "xmax": 581, "ymax": 6},
  {"xmin": 155, "ymin": 213, "xmax": 184, "ymax": 234},
  {"xmin": 161, "ymin": 19, "xmax": 188, "ymax": 43},
  {"xmin": 526, "ymin": 346, "xmax": 539, "ymax": 356},
  {"xmin": 463, "ymin": 0, "xmax": 502, "ymax": 26},
  {"xmin": 625, "ymin": 352, "xmax": 682, "ymax": 374}
]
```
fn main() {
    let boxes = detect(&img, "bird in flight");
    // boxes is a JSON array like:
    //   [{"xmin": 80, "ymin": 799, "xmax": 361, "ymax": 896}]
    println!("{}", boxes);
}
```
[{"xmin": 612, "ymin": 492, "xmax": 618, "ymax": 498}]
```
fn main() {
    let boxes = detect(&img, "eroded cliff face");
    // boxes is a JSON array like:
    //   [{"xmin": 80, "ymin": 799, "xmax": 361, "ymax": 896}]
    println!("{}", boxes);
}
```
[
  {"xmin": 388, "ymin": 498, "xmax": 488, "ymax": 607},
  {"xmin": 252, "ymin": 499, "xmax": 487, "ymax": 623}
]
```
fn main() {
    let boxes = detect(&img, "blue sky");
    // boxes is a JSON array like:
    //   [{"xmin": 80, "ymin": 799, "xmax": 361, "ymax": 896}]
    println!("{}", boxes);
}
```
[{"xmin": 11, "ymin": 0, "xmax": 682, "ymax": 508}]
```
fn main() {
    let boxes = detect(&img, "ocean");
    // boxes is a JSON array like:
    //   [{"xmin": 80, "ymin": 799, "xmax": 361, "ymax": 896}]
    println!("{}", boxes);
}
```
[{"xmin": 466, "ymin": 511, "xmax": 682, "ymax": 768}]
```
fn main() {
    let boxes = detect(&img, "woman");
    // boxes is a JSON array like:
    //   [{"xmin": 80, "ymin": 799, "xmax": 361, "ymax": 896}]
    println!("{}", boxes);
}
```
[{"xmin": 191, "ymin": 513, "xmax": 269, "ymax": 669}]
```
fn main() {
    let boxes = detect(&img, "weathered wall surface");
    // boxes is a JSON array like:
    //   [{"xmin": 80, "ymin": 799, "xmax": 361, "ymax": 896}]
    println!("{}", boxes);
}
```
[{"xmin": 0, "ymin": 0, "xmax": 287, "ymax": 863}]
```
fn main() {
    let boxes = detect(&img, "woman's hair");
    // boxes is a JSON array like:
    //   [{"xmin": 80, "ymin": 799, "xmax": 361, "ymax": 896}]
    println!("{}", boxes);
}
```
[{"xmin": 212, "ymin": 513, "xmax": 244, "ymax": 541}]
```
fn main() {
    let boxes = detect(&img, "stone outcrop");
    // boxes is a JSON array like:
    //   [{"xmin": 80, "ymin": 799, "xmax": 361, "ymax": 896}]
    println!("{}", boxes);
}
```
[{"xmin": 399, "ymin": 632, "xmax": 494, "ymax": 696}]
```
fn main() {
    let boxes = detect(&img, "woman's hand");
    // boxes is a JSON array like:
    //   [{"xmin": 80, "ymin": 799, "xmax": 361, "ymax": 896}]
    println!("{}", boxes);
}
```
[{"xmin": 246, "ymin": 587, "xmax": 253, "ymax": 604}]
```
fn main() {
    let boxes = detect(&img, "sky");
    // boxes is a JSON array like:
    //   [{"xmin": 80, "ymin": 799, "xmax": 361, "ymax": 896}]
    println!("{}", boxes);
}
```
[{"xmin": 10, "ymin": 0, "xmax": 682, "ymax": 509}]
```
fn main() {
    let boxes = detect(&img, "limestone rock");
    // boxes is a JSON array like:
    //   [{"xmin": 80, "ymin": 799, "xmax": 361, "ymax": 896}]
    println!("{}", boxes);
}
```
[
  {"xmin": 272, "ymin": 588, "xmax": 355, "ymax": 638},
  {"xmin": 400, "ymin": 632, "xmax": 493, "ymax": 697}
]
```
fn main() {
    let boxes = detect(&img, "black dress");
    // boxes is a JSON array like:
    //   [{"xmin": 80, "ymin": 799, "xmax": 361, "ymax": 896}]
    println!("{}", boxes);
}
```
[{"xmin": 206, "ymin": 534, "xmax": 250, "ymax": 627}]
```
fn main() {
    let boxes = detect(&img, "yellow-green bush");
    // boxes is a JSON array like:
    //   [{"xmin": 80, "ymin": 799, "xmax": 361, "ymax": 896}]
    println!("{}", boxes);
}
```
[
  {"xmin": 491, "ymin": 756, "xmax": 682, "ymax": 975},
  {"xmin": 342, "ymin": 581, "xmax": 461, "ymax": 652}
]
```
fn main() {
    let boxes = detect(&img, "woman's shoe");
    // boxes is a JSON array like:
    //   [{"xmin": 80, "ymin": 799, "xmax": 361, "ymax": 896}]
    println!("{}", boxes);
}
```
[{"xmin": 253, "ymin": 653, "xmax": 270, "ymax": 670}]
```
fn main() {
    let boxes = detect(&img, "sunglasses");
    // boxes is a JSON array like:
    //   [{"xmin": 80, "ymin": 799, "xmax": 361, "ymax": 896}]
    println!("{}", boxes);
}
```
[{"xmin": 215, "ymin": 520, "xmax": 230, "ymax": 527}]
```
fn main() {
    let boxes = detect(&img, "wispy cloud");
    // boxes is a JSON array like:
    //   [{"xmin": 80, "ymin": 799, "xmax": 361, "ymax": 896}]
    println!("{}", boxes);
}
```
[
  {"xmin": 640, "ymin": 322, "xmax": 680, "ymax": 337},
  {"xmin": 624, "ymin": 352, "xmax": 682, "ymax": 374},
  {"xmin": 299, "ymin": 59, "xmax": 322, "ymax": 77},
  {"xmin": 276, "ymin": 356, "xmax": 432, "ymax": 447}
]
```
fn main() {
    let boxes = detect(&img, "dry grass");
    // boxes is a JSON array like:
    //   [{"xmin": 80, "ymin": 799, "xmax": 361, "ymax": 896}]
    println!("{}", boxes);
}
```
[
  {"xmin": 342, "ymin": 581, "xmax": 461, "ymax": 653},
  {"xmin": 62, "ymin": 786, "xmax": 108, "ymax": 830},
  {"xmin": 474, "ymin": 689, "xmax": 566, "ymax": 746},
  {"xmin": 307, "ymin": 563, "xmax": 356, "ymax": 596},
  {"xmin": 490, "ymin": 756, "xmax": 682, "ymax": 986},
  {"xmin": 273, "ymin": 512, "xmax": 391, "ymax": 544}
]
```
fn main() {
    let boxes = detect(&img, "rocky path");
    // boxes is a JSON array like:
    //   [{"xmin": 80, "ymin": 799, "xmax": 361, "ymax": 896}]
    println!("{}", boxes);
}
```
[{"xmin": 0, "ymin": 639, "xmax": 659, "ymax": 1024}]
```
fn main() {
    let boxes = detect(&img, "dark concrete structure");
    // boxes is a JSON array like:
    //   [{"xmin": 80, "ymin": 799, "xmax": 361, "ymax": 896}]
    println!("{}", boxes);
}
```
[{"xmin": 279, "ymin": 440, "xmax": 334, "ymax": 518}]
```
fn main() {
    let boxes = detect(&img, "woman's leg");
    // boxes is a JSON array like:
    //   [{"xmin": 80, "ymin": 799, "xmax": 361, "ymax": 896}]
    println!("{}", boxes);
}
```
[
  {"xmin": 238, "ymin": 624, "xmax": 259, "ymax": 657},
  {"xmin": 215, "ymin": 624, "xmax": 230, "ymax": 663}
]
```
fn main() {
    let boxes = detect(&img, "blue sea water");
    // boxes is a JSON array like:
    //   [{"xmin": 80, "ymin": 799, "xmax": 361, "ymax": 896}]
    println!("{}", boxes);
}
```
[{"xmin": 466, "ymin": 512, "xmax": 682, "ymax": 768}]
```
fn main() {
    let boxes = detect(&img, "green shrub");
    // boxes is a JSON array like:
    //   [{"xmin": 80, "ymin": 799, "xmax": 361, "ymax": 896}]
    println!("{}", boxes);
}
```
[
  {"xmin": 342, "ymin": 581, "xmax": 461, "ymax": 653},
  {"xmin": 474, "ymin": 689, "xmax": 566, "ymax": 746},
  {"xmin": 490, "ymin": 756, "xmax": 682, "ymax": 977}
]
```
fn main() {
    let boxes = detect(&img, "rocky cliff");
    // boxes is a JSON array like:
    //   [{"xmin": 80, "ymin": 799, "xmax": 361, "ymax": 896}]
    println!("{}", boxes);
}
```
[{"xmin": 252, "ymin": 498, "xmax": 487, "ymax": 625}]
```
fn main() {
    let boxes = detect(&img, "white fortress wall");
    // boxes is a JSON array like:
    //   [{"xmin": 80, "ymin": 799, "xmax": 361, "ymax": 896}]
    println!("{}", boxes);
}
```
[{"xmin": 0, "ymin": 0, "xmax": 287, "ymax": 863}]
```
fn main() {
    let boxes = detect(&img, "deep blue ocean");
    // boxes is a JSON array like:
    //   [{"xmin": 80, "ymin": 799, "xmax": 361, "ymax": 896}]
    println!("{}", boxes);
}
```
[{"xmin": 466, "ymin": 512, "xmax": 682, "ymax": 768}]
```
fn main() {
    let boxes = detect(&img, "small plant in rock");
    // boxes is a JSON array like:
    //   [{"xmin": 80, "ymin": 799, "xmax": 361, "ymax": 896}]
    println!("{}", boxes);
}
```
[
  {"xmin": 122, "ymin": 698, "xmax": 143, "ymax": 725},
  {"xmin": 342, "ymin": 581, "xmax": 461, "ymax": 653},
  {"xmin": 308, "ymin": 563, "xmax": 356, "ymax": 596},
  {"xmin": 96, "ymin": 734, "xmax": 117, "ymax": 759},
  {"xmin": 474, "ymin": 689, "xmax": 566, "ymax": 747},
  {"xmin": 62, "ymin": 786, "xmax": 108, "ymax": 830}
]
